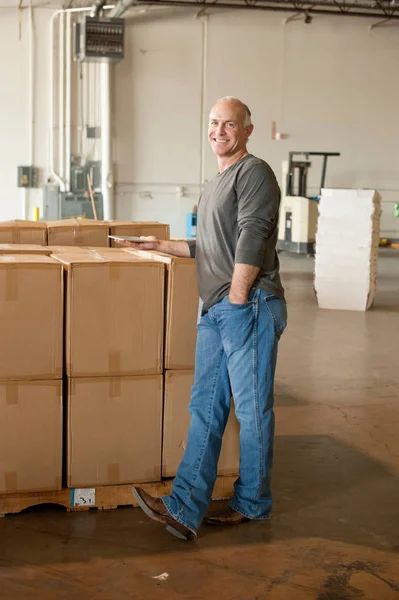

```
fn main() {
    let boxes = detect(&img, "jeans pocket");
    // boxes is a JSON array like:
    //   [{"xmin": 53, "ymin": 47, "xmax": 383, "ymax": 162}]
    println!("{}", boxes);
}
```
[
  {"xmin": 225, "ymin": 297, "xmax": 255, "ymax": 309},
  {"xmin": 265, "ymin": 296, "xmax": 287, "ymax": 339},
  {"xmin": 218, "ymin": 298, "xmax": 257, "ymax": 356},
  {"xmin": 223, "ymin": 288, "xmax": 259, "ymax": 309}
]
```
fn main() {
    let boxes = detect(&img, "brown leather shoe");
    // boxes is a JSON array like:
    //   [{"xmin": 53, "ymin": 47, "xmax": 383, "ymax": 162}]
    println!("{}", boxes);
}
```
[
  {"xmin": 203, "ymin": 505, "xmax": 250, "ymax": 526},
  {"xmin": 132, "ymin": 486, "xmax": 195, "ymax": 541}
]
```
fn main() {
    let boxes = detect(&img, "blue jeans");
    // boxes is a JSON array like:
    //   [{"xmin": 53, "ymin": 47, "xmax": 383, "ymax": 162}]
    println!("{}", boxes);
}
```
[{"xmin": 162, "ymin": 288, "xmax": 287, "ymax": 535}]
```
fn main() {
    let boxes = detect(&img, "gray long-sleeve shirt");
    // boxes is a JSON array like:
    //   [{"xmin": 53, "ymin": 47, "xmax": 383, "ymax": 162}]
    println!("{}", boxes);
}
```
[{"xmin": 188, "ymin": 154, "xmax": 285, "ymax": 314}]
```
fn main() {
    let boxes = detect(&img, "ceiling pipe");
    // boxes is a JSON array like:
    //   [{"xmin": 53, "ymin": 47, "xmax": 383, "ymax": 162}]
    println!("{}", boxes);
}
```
[
  {"xmin": 90, "ymin": 0, "xmax": 109, "ymax": 17},
  {"xmin": 108, "ymin": 0, "xmax": 136, "ymax": 18},
  {"xmin": 111, "ymin": 0, "xmax": 399, "ymax": 19}
]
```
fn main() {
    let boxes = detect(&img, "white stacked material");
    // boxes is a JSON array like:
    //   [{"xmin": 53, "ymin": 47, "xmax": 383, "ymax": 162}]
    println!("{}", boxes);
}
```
[{"xmin": 315, "ymin": 189, "xmax": 381, "ymax": 311}]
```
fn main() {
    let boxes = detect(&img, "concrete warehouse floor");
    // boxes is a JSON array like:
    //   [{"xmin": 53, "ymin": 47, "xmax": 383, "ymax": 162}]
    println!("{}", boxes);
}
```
[{"xmin": 0, "ymin": 249, "xmax": 398, "ymax": 600}]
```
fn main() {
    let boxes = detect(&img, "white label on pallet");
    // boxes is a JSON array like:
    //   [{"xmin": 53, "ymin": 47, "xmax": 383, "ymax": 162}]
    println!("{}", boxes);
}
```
[{"xmin": 70, "ymin": 488, "xmax": 96, "ymax": 507}]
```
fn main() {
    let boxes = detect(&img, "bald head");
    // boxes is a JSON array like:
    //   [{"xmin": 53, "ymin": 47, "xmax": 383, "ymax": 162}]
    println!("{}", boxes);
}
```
[{"xmin": 211, "ymin": 97, "xmax": 252, "ymax": 128}]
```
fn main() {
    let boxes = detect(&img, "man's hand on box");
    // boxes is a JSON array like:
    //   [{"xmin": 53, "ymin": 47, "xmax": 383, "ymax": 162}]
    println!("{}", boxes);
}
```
[{"xmin": 116, "ymin": 236, "xmax": 161, "ymax": 251}]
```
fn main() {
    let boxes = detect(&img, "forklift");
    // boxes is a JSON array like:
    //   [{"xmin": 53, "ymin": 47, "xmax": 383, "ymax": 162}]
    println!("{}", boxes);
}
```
[{"xmin": 278, "ymin": 151, "xmax": 340, "ymax": 254}]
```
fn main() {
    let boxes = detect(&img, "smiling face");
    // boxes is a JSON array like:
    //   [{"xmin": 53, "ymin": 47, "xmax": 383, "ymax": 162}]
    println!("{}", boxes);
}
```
[{"xmin": 208, "ymin": 100, "xmax": 254, "ymax": 169}]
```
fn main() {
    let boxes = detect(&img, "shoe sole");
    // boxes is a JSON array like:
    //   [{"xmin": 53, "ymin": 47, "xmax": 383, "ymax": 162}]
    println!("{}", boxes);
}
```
[
  {"xmin": 132, "ymin": 487, "xmax": 192, "ymax": 541},
  {"xmin": 132, "ymin": 487, "xmax": 164, "ymax": 524},
  {"xmin": 165, "ymin": 524, "xmax": 190, "ymax": 540},
  {"xmin": 203, "ymin": 518, "xmax": 250, "ymax": 526}
]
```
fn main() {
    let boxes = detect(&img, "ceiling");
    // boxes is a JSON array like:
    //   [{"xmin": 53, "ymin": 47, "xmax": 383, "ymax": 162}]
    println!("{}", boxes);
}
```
[
  {"xmin": 0, "ymin": 1, "xmax": 93, "ymax": 7},
  {"xmin": 2, "ymin": 0, "xmax": 398, "ymax": 21}
]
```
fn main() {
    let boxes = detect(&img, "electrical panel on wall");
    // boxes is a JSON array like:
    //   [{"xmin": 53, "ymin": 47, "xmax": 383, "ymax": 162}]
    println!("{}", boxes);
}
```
[
  {"xmin": 17, "ymin": 166, "xmax": 39, "ymax": 188},
  {"xmin": 70, "ymin": 161, "xmax": 102, "ymax": 194},
  {"xmin": 42, "ymin": 185, "xmax": 104, "ymax": 221},
  {"xmin": 43, "ymin": 162, "xmax": 103, "ymax": 221},
  {"xmin": 74, "ymin": 16, "xmax": 124, "ymax": 63}
]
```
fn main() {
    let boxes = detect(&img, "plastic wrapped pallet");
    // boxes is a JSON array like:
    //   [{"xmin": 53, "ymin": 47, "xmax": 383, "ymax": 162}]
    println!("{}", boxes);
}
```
[{"xmin": 314, "ymin": 189, "xmax": 381, "ymax": 311}]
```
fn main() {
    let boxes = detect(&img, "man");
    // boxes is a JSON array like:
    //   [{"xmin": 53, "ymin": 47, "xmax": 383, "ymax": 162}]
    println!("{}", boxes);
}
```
[{"xmin": 120, "ymin": 97, "xmax": 287, "ymax": 541}]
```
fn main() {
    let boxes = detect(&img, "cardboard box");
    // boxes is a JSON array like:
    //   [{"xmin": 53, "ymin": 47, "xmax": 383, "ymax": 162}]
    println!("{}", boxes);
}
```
[
  {"xmin": 88, "ymin": 248, "xmax": 146, "ymax": 260},
  {"xmin": 46, "ymin": 219, "xmax": 109, "ymax": 247},
  {"xmin": 0, "ymin": 255, "xmax": 63, "ymax": 381},
  {"xmin": 50, "ymin": 247, "xmax": 145, "ymax": 257},
  {"xmin": 162, "ymin": 370, "xmax": 240, "ymax": 477},
  {"xmin": 48, "ymin": 245, "xmax": 95, "ymax": 254},
  {"xmin": 109, "ymin": 221, "xmax": 170, "ymax": 247},
  {"xmin": 0, "ymin": 244, "xmax": 52, "ymax": 255},
  {"xmin": 0, "ymin": 380, "xmax": 62, "ymax": 493},
  {"xmin": 67, "ymin": 375, "xmax": 163, "ymax": 487},
  {"xmin": 129, "ymin": 250, "xmax": 198, "ymax": 369},
  {"xmin": 0, "ymin": 220, "xmax": 47, "ymax": 246},
  {"xmin": 49, "ymin": 246, "xmax": 137, "ymax": 259},
  {"xmin": 52, "ymin": 254, "xmax": 164, "ymax": 377}
]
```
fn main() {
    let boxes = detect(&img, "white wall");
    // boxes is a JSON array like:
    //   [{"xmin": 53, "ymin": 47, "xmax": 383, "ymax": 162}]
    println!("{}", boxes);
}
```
[
  {"xmin": 0, "ymin": 6, "xmax": 398, "ymax": 239},
  {"xmin": 114, "ymin": 10, "xmax": 399, "ymax": 238},
  {"xmin": 113, "ymin": 13, "xmax": 203, "ymax": 235},
  {"xmin": 0, "ymin": 8, "xmax": 52, "ymax": 220}
]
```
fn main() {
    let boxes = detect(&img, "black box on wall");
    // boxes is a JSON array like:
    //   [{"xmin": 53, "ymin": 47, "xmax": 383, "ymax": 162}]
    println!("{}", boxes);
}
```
[{"xmin": 17, "ymin": 166, "xmax": 38, "ymax": 188}]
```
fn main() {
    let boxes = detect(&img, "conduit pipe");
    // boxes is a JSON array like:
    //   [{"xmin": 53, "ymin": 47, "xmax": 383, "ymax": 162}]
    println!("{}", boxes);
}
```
[
  {"xmin": 198, "ymin": 14, "xmax": 208, "ymax": 192},
  {"xmin": 49, "ymin": 5, "xmax": 115, "ymax": 192},
  {"xmin": 59, "ymin": 12, "xmax": 65, "ymax": 184},
  {"xmin": 65, "ymin": 11, "xmax": 72, "ymax": 191},
  {"xmin": 100, "ymin": 62, "xmax": 113, "ymax": 219},
  {"xmin": 22, "ymin": 0, "xmax": 35, "ymax": 218}
]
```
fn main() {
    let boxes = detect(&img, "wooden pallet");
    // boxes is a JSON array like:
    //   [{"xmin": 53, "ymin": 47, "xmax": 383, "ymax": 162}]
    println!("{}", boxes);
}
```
[{"xmin": 0, "ymin": 476, "xmax": 235, "ymax": 517}]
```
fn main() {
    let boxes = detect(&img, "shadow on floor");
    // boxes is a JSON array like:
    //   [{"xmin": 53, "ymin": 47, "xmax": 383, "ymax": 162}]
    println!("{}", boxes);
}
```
[
  {"xmin": 0, "ymin": 434, "xmax": 397, "ymax": 570},
  {"xmin": 274, "ymin": 385, "xmax": 310, "ymax": 406}
]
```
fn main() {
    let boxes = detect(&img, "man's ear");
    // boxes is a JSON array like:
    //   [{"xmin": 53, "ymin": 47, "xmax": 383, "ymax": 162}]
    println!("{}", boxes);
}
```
[{"xmin": 246, "ymin": 124, "xmax": 254, "ymax": 139}]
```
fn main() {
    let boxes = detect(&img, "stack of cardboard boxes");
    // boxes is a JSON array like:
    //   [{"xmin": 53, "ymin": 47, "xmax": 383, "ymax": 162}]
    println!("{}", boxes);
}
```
[
  {"xmin": 52, "ymin": 250, "xmax": 165, "ymax": 488},
  {"xmin": 0, "ymin": 254, "xmax": 63, "ymax": 494},
  {"xmin": 0, "ymin": 218, "xmax": 240, "ymax": 497}
]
